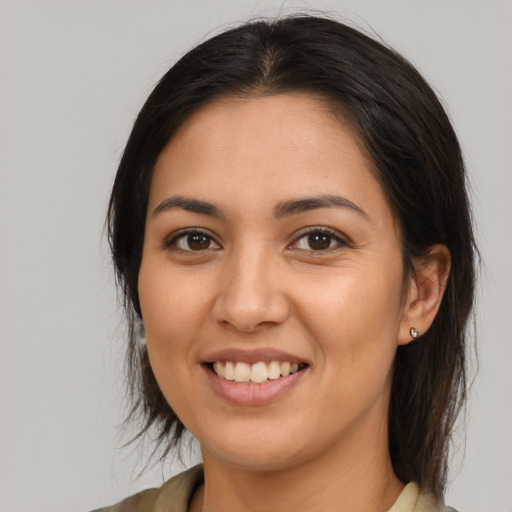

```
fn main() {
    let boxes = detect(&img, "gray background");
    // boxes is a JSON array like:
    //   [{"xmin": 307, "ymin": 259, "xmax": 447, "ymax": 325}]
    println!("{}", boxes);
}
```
[{"xmin": 1, "ymin": 1, "xmax": 510, "ymax": 511}]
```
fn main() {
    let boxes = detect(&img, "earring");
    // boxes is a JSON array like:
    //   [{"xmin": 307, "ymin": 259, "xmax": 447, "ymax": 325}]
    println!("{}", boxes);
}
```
[{"xmin": 410, "ymin": 327, "xmax": 419, "ymax": 339}]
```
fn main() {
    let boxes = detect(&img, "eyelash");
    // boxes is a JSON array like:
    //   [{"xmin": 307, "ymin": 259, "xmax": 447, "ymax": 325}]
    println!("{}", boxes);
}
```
[
  {"xmin": 291, "ymin": 227, "xmax": 350, "ymax": 252},
  {"xmin": 164, "ymin": 227, "xmax": 350, "ymax": 253},
  {"xmin": 164, "ymin": 228, "xmax": 220, "ymax": 252}
]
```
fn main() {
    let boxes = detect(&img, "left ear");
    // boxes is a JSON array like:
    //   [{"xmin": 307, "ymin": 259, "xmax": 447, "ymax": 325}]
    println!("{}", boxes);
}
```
[{"xmin": 398, "ymin": 244, "xmax": 451, "ymax": 346}]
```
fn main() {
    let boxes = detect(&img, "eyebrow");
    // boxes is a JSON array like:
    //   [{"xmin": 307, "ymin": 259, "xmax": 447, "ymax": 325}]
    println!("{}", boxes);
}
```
[
  {"xmin": 152, "ymin": 195, "xmax": 224, "ymax": 217},
  {"xmin": 274, "ymin": 194, "xmax": 368, "ymax": 219},
  {"xmin": 152, "ymin": 194, "xmax": 367, "ymax": 219}
]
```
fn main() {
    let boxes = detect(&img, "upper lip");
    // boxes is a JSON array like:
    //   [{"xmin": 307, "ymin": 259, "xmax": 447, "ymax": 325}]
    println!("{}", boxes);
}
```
[{"xmin": 202, "ymin": 348, "xmax": 309, "ymax": 365}]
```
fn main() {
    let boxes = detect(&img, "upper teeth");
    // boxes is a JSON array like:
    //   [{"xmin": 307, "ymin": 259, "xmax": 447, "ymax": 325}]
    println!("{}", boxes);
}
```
[{"xmin": 213, "ymin": 361, "xmax": 301, "ymax": 384}]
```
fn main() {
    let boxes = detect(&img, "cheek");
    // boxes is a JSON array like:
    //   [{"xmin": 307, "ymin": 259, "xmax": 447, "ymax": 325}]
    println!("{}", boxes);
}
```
[
  {"xmin": 138, "ymin": 264, "xmax": 212, "ymax": 422},
  {"xmin": 140, "ymin": 258, "xmax": 205, "ymax": 327},
  {"xmin": 295, "ymin": 263, "xmax": 404, "ymax": 373},
  {"xmin": 138, "ymin": 261, "xmax": 209, "ymax": 371}
]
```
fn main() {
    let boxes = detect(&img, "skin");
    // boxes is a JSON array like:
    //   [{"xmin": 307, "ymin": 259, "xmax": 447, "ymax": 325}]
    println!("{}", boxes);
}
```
[{"xmin": 138, "ymin": 94, "xmax": 450, "ymax": 512}]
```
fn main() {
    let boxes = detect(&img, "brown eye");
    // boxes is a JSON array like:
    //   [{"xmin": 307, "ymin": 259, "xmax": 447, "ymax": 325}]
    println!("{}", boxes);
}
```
[
  {"xmin": 171, "ymin": 230, "xmax": 221, "ymax": 251},
  {"xmin": 292, "ymin": 229, "xmax": 347, "ymax": 252},
  {"xmin": 307, "ymin": 232, "xmax": 332, "ymax": 250},
  {"xmin": 187, "ymin": 233, "xmax": 211, "ymax": 250}
]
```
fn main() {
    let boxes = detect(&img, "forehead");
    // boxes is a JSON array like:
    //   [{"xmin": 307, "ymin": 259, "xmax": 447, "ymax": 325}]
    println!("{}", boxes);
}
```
[
  {"xmin": 158, "ymin": 93, "xmax": 366, "ymax": 165},
  {"xmin": 150, "ymin": 93, "xmax": 389, "ymax": 223}
]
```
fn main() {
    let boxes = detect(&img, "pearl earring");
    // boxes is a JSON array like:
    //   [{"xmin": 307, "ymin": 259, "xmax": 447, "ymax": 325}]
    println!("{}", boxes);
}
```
[{"xmin": 410, "ymin": 327, "xmax": 419, "ymax": 339}]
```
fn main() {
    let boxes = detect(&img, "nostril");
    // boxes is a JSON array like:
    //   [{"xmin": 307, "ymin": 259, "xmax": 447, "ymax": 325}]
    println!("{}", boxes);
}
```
[{"xmin": 212, "ymin": 293, "xmax": 290, "ymax": 333}]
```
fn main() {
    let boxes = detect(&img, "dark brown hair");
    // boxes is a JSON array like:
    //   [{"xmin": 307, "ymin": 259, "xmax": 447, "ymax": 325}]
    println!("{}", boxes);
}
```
[{"xmin": 108, "ymin": 15, "xmax": 477, "ymax": 499}]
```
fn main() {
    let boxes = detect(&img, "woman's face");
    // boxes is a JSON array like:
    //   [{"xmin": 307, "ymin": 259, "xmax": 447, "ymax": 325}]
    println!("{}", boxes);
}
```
[{"xmin": 138, "ymin": 94, "xmax": 414, "ymax": 471}]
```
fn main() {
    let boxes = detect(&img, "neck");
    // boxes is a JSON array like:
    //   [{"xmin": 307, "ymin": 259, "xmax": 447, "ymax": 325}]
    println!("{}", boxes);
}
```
[{"xmin": 191, "ymin": 417, "xmax": 404, "ymax": 512}]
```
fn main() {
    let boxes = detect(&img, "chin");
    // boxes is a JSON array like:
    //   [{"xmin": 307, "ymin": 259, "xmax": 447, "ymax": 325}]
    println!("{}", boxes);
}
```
[
  {"xmin": 207, "ymin": 445, "xmax": 307, "ymax": 473},
  {"xmin": 196, "ymin": 420, "xmax": 320, "ymax": 473}
]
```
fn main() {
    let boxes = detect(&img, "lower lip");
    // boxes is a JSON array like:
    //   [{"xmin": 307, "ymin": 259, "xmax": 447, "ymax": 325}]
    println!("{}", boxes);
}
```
[{"xmin": 203, "ymin": 365, "xmax": 308, "ymax": 405}]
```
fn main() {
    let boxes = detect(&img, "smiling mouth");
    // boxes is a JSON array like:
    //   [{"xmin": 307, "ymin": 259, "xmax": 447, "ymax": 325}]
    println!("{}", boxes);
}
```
[{"xmin": 207, "ymin": 360, "xmax": 308, "ymax": 384}]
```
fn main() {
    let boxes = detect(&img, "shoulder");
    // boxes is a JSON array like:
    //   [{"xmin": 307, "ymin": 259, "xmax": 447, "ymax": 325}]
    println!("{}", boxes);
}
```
[
  {"xmin": 389, "ymin": 482, "xmax": 460, "ymax": 512},
  {"xmin": 416, "ymin": 489, "xmax": 460, "ymax": 512},
  {"xmin": 89, "ymin": 465, "xmax": 204, "ymax": 512}
]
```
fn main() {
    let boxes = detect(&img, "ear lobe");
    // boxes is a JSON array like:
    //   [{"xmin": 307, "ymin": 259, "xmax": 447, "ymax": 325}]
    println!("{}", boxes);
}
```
[{"xmin": 398, "ymin": 244, "xmax": 451, "ymax": 345}]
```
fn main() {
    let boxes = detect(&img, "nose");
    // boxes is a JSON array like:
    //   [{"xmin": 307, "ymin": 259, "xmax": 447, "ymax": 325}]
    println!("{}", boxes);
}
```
[{"xmin": 212, "ymin": 245, "xmax": 290, "ymax": 333}]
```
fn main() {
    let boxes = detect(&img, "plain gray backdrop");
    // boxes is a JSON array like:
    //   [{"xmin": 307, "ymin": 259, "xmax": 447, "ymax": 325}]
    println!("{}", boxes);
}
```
[{"xmin": 1, "ymin": 1, "xmax": 511, "ymax": 511}]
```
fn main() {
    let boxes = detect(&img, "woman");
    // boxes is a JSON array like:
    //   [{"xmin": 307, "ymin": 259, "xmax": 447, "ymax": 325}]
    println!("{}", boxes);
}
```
[{"xmin": 99, "ymin": 15, "xmax": 476, "ymax": 512}]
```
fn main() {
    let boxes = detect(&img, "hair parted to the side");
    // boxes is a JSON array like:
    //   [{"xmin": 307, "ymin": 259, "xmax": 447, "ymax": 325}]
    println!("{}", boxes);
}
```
[{"xmin": 107, "ymin": 15, "xmax": 477, "ymax": 499}]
